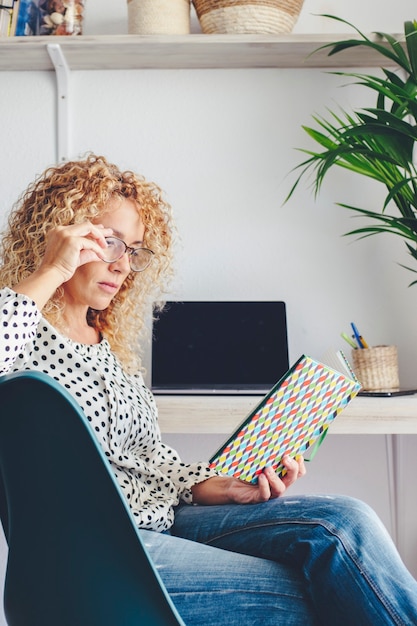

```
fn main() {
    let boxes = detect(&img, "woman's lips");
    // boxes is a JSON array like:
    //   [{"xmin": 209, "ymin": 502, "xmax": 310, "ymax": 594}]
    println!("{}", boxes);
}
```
[{"xmin": 98, "ymin": 281, "xmax": 119, "ymax": 294}]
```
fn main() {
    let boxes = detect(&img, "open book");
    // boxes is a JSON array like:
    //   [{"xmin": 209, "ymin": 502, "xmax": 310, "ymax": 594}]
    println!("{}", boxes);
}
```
[{"xmin": 209, "ymin": 352, "xmax": 361, "ymax": 483}]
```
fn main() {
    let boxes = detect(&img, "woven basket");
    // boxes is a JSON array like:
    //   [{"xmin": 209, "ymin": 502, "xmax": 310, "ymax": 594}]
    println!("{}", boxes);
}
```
[
  {"xmin": 192, "ymin": 0, "xmax": 304, "ymax": 34},
  {"xmin": 128, "ymin": 0, "xmax": 191, "ymax": 34},
  {"xmin": 351, "ymin": 345, "xmax": 400, "ymax": 391}
]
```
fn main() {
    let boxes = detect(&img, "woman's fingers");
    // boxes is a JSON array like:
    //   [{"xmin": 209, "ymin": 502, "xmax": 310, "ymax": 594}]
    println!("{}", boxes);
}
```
[
  {"xmin": 259, "ymin": 468, "xmax": 287, "ymax": 499},
  {"xmin": 41, "ymin": 223, "xmax": 114, "ymax": 282},
  {"xmin": 261, "ymin": 456, "xmax": 307, "ymax": 499},
  {"xmin": 281, "ymin": 455, "xmax": 307, "ymax": 487}
]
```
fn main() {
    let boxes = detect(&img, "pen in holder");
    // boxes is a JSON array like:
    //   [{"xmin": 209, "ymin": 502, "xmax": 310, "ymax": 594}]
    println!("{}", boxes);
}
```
[{"xmin": 351, "ymin": 345, "xmax": 399, "ymax": 391}]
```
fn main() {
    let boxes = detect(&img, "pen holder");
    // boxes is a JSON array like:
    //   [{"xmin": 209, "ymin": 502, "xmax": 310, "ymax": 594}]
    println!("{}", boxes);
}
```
[{"xmin": 351, "ymin": 345, "xmax": 400, "ymax": 391}]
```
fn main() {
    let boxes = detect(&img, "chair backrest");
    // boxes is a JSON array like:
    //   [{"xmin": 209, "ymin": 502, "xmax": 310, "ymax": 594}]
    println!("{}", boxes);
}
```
[{"xmin": 0, "ymin": 370, "xmax": 184, "ymax": 626}]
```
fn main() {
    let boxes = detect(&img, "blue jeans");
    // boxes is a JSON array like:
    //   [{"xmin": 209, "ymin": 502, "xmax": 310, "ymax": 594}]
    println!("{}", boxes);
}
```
[{"xmin": 140, "ymin": 494, "xmax": 417, "ymax": 626}]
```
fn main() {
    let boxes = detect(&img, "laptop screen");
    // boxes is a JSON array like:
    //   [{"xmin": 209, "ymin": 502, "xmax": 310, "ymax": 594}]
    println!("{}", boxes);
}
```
[{"xmin": 151, "ymin": 301, "xmax": 289, "ymax": 395}]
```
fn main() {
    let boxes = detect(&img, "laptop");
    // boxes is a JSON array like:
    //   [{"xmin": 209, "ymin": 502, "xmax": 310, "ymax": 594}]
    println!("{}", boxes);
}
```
[{"xmin": 151, "ymin": 301, "xmax": 289, "ymax": 395}]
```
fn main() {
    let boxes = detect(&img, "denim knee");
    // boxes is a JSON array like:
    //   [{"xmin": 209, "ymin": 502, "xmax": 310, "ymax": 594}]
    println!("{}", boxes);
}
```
[{"xmin": 298, "ymin": 494, "xmax": 391, "ymax": 538}]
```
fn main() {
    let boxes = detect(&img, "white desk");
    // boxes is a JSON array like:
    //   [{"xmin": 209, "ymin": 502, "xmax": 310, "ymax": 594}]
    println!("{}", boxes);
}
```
[
  {"xmin": 156, "ymin": 394, "xmax": 417, "ymax": 551},
  {"xmin": 155, "ymin": 394, "xmax": 417, "ymax": 435}
]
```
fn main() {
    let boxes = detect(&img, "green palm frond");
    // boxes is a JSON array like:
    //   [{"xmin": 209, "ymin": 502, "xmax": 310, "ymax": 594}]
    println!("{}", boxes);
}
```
[
  {"xmin": 338, "ymin": 203, "xmax": 417, "ymax": 239},
  {"xmin": 286, "ymin": 16, "xmax": 417, "ymax": 284},
  {"xmin": 314, "ymin": 15, "xmax": 414, "ymax": 72}
]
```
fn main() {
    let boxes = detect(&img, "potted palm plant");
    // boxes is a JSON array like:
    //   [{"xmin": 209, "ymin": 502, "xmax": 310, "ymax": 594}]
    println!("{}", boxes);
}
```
[{"xmin": 286, "ymin": 15, "xmax": 417, "ymax": 284}]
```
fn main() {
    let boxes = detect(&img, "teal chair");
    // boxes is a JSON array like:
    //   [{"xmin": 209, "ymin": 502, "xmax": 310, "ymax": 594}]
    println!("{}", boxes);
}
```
[{"xmin": 0, "ymin": 370, "xmax": 185, "ymax": 626}]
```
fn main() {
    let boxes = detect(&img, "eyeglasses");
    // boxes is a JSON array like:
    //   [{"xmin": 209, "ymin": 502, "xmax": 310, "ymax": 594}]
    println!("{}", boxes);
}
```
[{"xmin": 101, "ymin": 236, "xmax": 154, "ymax": 272}]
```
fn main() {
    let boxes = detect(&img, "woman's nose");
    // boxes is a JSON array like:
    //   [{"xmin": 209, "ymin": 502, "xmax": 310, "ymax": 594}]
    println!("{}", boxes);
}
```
[{"xmin": 109, "ymin": 251, "xmax": 131, "ymax": 273}]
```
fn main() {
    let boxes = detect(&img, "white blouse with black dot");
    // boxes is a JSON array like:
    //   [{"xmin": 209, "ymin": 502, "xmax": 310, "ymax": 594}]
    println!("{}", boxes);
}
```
[{"xmin": 0, "ymin": 287, "xmax": 218, "ymax": 532}]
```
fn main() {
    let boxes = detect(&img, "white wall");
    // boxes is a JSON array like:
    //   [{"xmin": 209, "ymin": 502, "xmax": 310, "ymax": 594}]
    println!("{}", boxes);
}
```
[{"xmin": 1, "ymin": 1, "xmax": 417, "ymax": 622}]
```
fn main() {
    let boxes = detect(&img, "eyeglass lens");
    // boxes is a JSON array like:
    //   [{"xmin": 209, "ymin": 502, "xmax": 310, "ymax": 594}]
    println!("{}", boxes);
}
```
[{"xmin": 101, "ymin": 237, "xmax": 153, "ymax": 272}]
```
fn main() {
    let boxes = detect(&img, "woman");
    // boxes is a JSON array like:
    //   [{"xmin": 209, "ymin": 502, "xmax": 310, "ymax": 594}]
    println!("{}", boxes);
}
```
[{"xmin": 0, "ymin": 154, "xmax": 416, "ymax": 626}]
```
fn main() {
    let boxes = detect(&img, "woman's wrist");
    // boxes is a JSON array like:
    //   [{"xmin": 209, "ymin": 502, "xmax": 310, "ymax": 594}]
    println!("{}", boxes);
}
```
[
  {"xmin": 191, "ymin": 475, "xmax": 237, "ymax": 505},
  {"xmin": 13, "ymin": 265, "xmax": 64, "ymax": 311}
]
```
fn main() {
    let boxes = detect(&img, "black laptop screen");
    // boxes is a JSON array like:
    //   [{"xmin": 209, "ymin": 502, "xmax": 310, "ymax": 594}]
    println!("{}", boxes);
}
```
[{"xmin": 151, "ymin": 301, "xmax": 289, "ymax": 392}]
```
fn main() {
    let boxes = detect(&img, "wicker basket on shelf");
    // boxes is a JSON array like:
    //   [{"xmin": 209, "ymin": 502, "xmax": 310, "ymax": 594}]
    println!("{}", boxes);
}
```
[
  {"xmin": 128, "ymin": 0, "xmax": 191, "ymax": 34},
  {"xmin": 192, "ymin": 0, "xmax": 304, "ymax": 34}
]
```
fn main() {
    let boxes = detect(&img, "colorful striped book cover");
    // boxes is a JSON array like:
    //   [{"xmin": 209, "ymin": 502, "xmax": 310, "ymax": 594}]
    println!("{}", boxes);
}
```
[{"xmin": 209, "ymin": 354, "xmax": 361, "ymax": 483}]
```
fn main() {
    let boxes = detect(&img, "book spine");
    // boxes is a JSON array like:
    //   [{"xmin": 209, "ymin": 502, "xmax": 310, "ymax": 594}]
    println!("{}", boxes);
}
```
[
  {"xmin": 0, "ymin": 1, "xmax": 15, "ymax": 36},
  {"xmin": 14, "ymin": 0, "xmax": 32, "ymax": 36},
  {"xmin": 9, "ymin": 0, "xmax": 20, "ymax": 35}
]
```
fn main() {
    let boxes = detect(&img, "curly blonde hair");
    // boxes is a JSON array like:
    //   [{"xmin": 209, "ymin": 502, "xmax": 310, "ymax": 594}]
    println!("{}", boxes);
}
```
[{"xmin": 0, "ymin": 154, "xmax": 175, "ymax": 372}]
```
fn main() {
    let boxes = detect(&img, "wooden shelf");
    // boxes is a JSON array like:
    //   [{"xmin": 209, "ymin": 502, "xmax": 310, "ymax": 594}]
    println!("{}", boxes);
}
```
[{"xmin": 0, "ymin": 32, "xmax": 403, "ymax": 71}]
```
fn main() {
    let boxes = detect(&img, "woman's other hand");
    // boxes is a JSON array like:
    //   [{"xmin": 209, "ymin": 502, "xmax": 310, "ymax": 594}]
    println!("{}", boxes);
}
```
[
  {"xmin": 191, "ymin": 456, "xmax": 306, "ymax": 506},
  {"xmin": 231, "ymin": 457, "xmax": 306, "ymax": 503}
]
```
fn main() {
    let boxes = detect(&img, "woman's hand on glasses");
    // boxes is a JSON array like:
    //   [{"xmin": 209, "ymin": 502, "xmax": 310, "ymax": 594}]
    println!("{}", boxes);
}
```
[
  {"xmin": 40, "ymin": 222, "xmax": 114, "ymax": 284},
  {"xmin": 13, "ymin": 222, "xmax": 113, "ymax": 311}
]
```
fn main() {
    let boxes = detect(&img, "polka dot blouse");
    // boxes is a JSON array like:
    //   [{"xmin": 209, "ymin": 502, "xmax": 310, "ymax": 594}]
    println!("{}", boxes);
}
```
[{"xmin": 0, "ymin": 288, "xmax": 218, "ymax": 532}]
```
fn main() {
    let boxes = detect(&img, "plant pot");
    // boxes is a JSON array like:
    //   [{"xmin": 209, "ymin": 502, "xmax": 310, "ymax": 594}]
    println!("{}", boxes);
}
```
[
  {"xmin": 192, "ymin": 0, "xmax": 304, "ymax": 34},
  {"xmin": 127, "ymin": 0, "xmax": 191, "ymax": 34}
]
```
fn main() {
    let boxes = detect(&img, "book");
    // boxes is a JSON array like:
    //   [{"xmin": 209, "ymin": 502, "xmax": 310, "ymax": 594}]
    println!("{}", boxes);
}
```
[
  {"xmin": 319, "ymin": 347, "xmax": 361, "ymax": 384},
  {"xmin": 14, "ymin": 0, "xmax": 84, "ymax": 36},
  {"xmin": 14, "ymin": 0, "xmax": 36, "ymax": 36},
  {"xmin": 209, "ymin": 354, "xmax": 361, "ymax": 483},
  {"xmin": 9, "ymin": 0, "xmax": 20, "ymax": 35},
  {"xmin": 0, "ymin": 1, "xmax": 17, "ymax": 36}
]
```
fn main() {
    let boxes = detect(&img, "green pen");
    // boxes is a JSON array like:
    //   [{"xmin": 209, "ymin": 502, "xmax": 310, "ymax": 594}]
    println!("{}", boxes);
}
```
[{"xmin": 341, "ymin": 332, "xmax": 357, "ymax": 349}]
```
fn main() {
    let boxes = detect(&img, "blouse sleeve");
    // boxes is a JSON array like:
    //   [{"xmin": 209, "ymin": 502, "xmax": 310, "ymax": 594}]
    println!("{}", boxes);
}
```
[
  {"xmin": 129, "ymin": 374, "xmax": 219, "ymax": 503},
  {"xmin": 0, "ymin": 287, "xmax": 40, "ymax": 374},
  {"xmin": 155, "ymin": 440, "xmax": 219, "ymax": 504}
]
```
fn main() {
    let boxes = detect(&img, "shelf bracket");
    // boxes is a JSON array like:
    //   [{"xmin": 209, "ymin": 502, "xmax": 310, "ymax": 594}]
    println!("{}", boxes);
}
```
[{"xmin": 47, "ymin": 43, "xmax": 70, "ymax": 163}]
